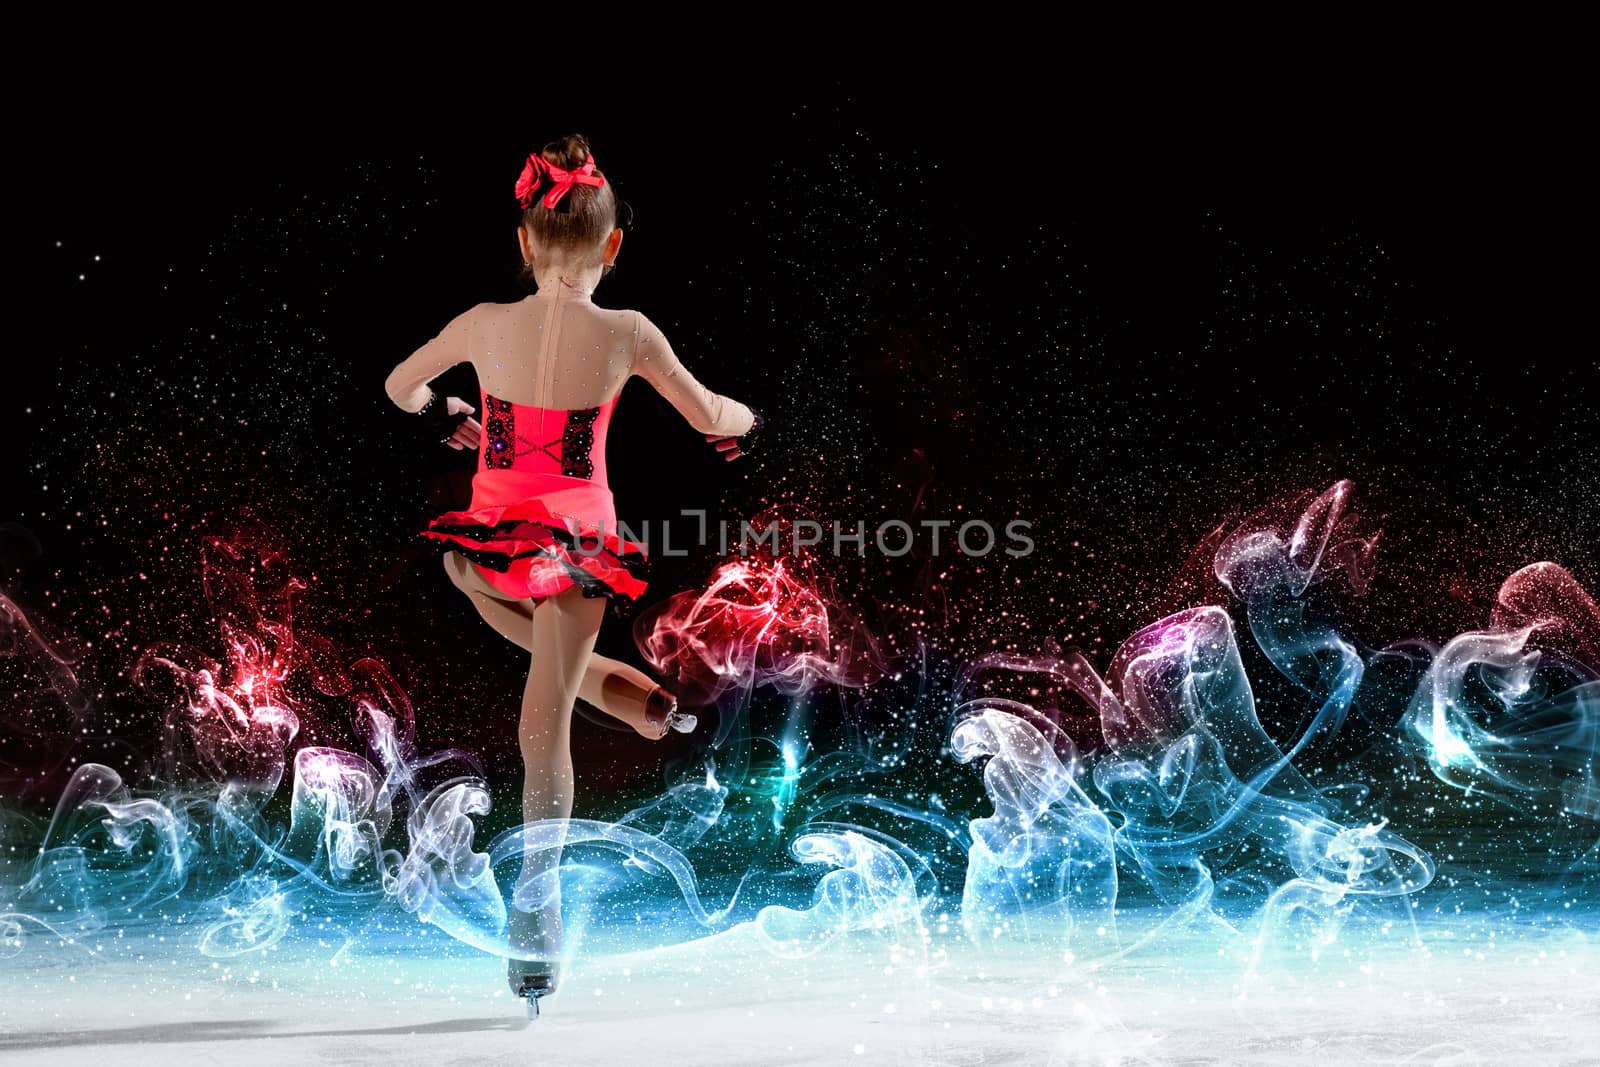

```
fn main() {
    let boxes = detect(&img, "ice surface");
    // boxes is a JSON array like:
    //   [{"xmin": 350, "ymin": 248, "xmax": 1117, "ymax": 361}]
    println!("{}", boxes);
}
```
[{"xmin": 3, "ymin": 912, "xmax": 1597, "ymax": 1066}]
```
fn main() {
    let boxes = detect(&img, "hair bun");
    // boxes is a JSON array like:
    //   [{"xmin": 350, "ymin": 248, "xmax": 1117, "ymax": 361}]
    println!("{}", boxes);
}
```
[
  {"xmin": 542, "ymin": 133, "xmax": 593, "ymax": 170},
  {"xmin": 516, "ymin": 132, "xmax": 616, "ymax": 283}
]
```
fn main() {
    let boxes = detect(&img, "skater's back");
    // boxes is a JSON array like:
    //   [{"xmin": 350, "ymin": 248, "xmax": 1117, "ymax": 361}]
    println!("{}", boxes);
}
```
[{"xmin": 386, "ymin": 228, "xmax": 755, "ymax": 446}]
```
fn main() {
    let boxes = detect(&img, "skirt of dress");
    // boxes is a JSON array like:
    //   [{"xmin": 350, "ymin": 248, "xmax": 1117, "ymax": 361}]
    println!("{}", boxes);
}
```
[{"xmin": 419, "ymin": 470, "xmax": 649, "ymax": 604}]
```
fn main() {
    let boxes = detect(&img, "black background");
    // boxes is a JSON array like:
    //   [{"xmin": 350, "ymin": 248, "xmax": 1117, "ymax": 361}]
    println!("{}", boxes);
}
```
[{"xmin": 5, "ymin": 59, "xmax": 1595, "ymax": 816}]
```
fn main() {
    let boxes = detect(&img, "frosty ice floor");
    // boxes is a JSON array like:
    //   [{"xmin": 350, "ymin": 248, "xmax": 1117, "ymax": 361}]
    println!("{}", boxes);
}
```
[{"xmin": 4, "ymin": 913, "xmax": 1598, "ymax": 1066}]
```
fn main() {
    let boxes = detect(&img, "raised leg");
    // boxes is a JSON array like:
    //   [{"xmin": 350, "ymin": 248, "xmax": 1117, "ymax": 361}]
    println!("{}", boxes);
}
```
[{"xmin": 442, "ymin": 551, "xmax": 677, "ymax": 739}]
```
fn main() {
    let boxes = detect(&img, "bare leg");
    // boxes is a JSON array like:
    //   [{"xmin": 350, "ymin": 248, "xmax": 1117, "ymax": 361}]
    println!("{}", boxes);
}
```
[
  {"xmin": 510, "ymin": 582, "xmax": 607, "ymax": 967},
  {"xmin": 443, "ymin": 551, "xmax": 674, "ymax": 739}
]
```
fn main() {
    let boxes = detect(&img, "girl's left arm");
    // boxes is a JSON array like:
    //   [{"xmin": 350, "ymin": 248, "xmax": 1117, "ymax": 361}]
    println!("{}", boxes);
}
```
[{"xmin": 385, "ymin": 304, "xmax": 481, "ymax": 411}]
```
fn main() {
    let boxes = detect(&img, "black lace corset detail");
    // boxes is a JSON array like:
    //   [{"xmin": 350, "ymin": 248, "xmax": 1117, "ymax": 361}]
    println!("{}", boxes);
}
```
[
  {"xmin": 481, "ymin": 392, "xmax": 600, "ymax": 479},
  {"xmin": 483, "ymin": 394, "xmax": 516, "ymax": 470},
  {"xmin": 561, "ymin": 407, "xmax": 601, "ymax": 479}
]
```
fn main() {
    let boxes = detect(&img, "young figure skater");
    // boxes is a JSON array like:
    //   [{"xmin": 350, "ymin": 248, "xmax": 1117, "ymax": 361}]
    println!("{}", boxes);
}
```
[{"xmin": 383, "ymin": 134, "xmax": 763, "ymax": 1012}]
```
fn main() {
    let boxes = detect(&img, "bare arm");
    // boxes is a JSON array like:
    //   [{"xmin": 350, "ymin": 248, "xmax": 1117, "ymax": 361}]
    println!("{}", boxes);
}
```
[
  {"xmin": 630, "ymin": 311, "xmax": 755, "ymax": 437},
  {"xmin": 385, "ymin": 304, "xmax": 479, "ymax": 412}
]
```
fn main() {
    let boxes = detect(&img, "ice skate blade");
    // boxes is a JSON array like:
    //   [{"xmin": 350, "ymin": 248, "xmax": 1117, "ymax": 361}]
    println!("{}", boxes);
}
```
[
  {"xmin": 644, "ymin": 688, "xmax": 698, "ymax": 739},
  {"xmin": 515, "ymin": 976, "xmax": 555, "ymax": 1019}
]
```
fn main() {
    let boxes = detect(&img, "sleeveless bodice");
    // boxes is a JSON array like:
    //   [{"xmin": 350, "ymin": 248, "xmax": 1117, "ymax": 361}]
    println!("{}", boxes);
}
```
[{"xmin": 479, "ymin": 387, "xmax": 616, "ymax": 488}]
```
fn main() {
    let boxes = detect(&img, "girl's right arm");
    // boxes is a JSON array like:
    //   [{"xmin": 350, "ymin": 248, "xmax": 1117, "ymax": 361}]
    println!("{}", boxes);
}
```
[
  {"xmin": 630, "ymin": 311, "xmax": 756, "ymax": 439},
  {"xmin": 386, "ymin": 304, "xmax": 480, "ymax": 412},
  {"xmin": 385, "ymin": 304, "xmax": 483, "ymax": 450}
]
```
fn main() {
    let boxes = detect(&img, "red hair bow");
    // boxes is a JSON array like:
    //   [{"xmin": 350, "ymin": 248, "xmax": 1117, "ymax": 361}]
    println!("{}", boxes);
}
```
[{"xmin": 514, "ymin": 152, "xmax": 606, "ymax": 210}]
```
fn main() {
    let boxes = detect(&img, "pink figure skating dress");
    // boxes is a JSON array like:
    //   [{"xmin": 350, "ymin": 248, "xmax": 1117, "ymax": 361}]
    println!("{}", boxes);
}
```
[{"xmin": 386, "ymin": 275, "xmax": 757, "ymax": 607}]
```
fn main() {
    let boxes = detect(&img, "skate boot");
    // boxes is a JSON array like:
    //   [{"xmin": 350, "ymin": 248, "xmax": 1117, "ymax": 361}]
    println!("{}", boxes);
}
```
[
  {"xmin": 644, "ymin": 686, "xmax": 697, "ymax": 739},
  {"xmin": 506, "ymin": 904, "xmax": 560, "ymax": 1017}
]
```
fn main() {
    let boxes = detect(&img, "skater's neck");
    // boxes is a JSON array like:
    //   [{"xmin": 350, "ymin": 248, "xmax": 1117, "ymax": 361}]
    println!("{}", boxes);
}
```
[{"xmin": 532, "ymin": 262, "xmax": 600, "ymax": 297}]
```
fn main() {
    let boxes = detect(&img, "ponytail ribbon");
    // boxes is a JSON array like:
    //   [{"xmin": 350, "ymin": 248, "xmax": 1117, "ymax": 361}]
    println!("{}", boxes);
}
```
[{"xmin": 514, "ymin": 152, "xmax": 606, "ymax": 209}]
